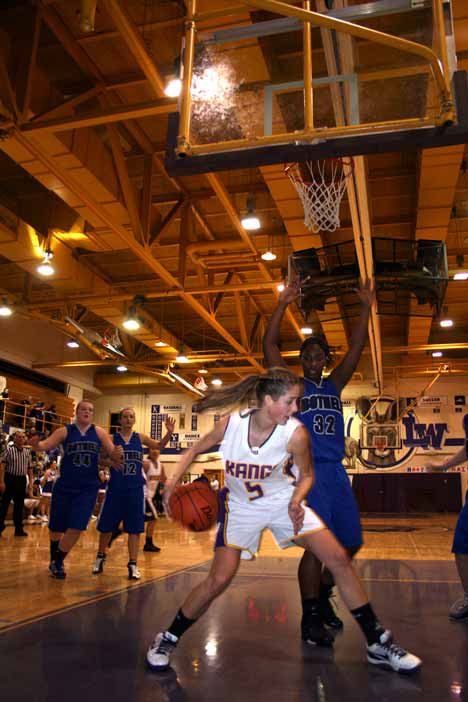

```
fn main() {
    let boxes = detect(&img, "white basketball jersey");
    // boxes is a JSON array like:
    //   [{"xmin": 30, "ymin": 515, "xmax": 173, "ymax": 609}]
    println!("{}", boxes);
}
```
[{"xmin": 221, "ymin": 410, "xmax": 301, "ymax": 504}]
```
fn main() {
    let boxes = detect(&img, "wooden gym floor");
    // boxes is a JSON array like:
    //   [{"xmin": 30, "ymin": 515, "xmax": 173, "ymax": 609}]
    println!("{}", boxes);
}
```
[{"xmin": 0, "ymin": 514, "xmax": 466, "ymax": 701}]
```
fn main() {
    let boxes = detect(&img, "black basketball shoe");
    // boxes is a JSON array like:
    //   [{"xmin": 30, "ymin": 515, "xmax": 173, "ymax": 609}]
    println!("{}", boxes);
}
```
[{"xmin": 301, "ymin": 612, "xmax": 334, "ymax": 647}]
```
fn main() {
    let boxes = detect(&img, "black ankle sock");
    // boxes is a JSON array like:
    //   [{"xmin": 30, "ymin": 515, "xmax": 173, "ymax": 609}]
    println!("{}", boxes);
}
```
[
  {"xmin": 167, "ymin": 608, "xmax": 197, "ymax": 639},
  {"xmin": 145, "ymin": 537, "xmax": 153, "ymax": 545},
  {"xmin": 97, "ymin": 551, "xmax": 106, "ymax": 559},
  {"xmin": 302, "ymin": 597, "xmax": 320, "ymax": 615},
  {"xmin": 128, "ymin": 559, "xmax": 137, "ymax": 566},
  {"xmin": 50, "ymin": 540, "xmax": 60, "ymax": 561},
  {"xmin": 319, "ymin": 583, "xmax": 333, "ymax": 600},
  {"xmin": 55, "ymin": 548, "xmax": 68, "ymax": 565},
  {"xmin": 351, "ymin": 602, "xmax": 385, "ymax": 645}
]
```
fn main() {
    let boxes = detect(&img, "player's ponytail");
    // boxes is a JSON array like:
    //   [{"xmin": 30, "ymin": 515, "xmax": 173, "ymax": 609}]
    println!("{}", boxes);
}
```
[{"xmin": 194, "ymin": 367, "xmax": 301, "ymax": 414}]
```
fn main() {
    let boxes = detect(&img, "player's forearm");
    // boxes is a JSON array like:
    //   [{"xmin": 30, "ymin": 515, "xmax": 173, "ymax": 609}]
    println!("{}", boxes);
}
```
[
  {"xmin": 170, "ymin": 449, "xmax": 197, "ymax": 485},
  {"xmin": 349, "ymin": 302, "xmax": 371, "ymax": 352},
  {"xmin": 290, "ymin": 474, "xmax": 314, "ymax": 504},
  {"xmin": 438, "ymin": 446, "xmax": 467, "ymax": 470},
  {"xmin": 158, "ymin": 430, "xmax": 172, "ymax": 450},
  {"xmin": 263, "ymin": 301, "xmax": 288, "ymax": 365}
]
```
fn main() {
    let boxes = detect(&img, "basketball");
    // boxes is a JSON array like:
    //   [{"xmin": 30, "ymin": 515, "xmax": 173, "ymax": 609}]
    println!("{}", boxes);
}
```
[{"xmin": 169, "ymin": 482, "xmax": 219, "ymax": 532}]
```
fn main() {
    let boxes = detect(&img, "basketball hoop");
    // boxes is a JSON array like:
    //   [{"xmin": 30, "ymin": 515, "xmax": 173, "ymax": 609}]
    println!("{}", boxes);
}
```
[
  {"xmin": 286, "ymin": 158, "xmax": 353, "ymax": 233},
  {"xmin": 372, "ymin": 435, "xmax": 388, "ymax": 451}
]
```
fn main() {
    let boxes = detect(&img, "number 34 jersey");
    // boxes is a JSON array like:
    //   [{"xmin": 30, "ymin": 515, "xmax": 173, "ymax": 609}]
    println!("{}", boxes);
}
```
[
  {"xmin": 221, "ymin": 411, "xmax": 301, "ymax": 504},
  {"xmin": 298, "ymin": 377, "xmax": 345, "ymax": 465}
]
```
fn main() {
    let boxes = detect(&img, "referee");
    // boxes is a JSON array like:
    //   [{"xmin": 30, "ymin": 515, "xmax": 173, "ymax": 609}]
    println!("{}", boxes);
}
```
[{"xmin": 0, "ymin": 431, "xmax": 33, "ymax": 537}]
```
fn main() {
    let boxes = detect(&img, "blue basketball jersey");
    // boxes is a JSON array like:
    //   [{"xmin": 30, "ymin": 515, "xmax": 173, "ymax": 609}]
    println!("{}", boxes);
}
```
[
  {"xmin": 60, "ymin": 423, "xmax": 102, "ymax": 488},
  {"xmin": 108, "ymin": 432, "xmax": 144, "ymax": 491},
  {"xmin": 298, "ymin": 377, "xmax": 345, "ymax": 465}
]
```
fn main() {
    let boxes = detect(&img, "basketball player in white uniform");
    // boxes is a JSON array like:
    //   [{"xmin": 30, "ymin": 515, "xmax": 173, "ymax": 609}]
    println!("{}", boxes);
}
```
[{"xmin": 146, "ymin": 368, "xmax": 420, "ymax": 675}]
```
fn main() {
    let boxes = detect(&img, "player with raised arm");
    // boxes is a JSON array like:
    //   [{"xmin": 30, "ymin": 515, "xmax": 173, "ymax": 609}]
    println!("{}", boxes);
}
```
[
  {"xmin": 30, "ymin": 400, "xmax": 123, "ymax": 579},
  {"xmin": 263, "ymin": 277, "xmax": 374, "ymax": 646},
  {"xmin": 92, "ymin": 408, "xmax": 174, "ymax": 579},
  {"xmin": 146, "ymin": 369, "xmax": 420, "ymax": 674},
  {"xmin": 427, "ymin": 435, "xmax": 468, "ymax": 622}
]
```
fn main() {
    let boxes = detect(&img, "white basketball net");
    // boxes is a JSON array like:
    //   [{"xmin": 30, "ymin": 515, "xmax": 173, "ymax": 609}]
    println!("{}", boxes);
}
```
[{"xmin": 286, "ymin": 158, "xmax": 353, "ymax": 233}]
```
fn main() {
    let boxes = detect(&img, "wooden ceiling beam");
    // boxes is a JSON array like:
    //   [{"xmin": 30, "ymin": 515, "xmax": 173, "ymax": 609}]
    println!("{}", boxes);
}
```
[
  {"xmin": 148, "ymin": 199, "xmax": 184, "ymax": 247},
  {"xmin": 15, "ymin": 6, "xmax": 42, "ymax": 121},
  {"xmin": 140, "ymin": 154, "xmax": 153, "ymax": 244},
  {"xmin": 106, "ymin": 122, "xmax": 144, "ymax": 244},
  {"xmin": 101, "ymin": 0, "xmax": 167, "ymax": 98},
  {"xmin": 21, "ymin": 97, "xmax": 176, "ymax": 134}
]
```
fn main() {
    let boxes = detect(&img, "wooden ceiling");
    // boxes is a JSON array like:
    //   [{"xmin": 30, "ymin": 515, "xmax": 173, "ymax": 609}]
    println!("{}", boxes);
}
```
[{"xmin": 0, "ymin": 0, "xmax": 467, "ymax": 393}]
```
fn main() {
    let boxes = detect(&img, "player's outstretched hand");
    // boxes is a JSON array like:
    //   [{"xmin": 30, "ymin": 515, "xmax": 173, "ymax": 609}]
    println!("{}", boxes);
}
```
[
  {"xmin": 288, "ymin": 499, "xmax": 305, "ymax": 535},
  {"xmin": 279, "ymin": 275, "xmax": 302, "ymax": 306},
  {"xmin": 165, "ymin": 416, "xmax": 176, "ymax": 435},
  {"xmin": 162, "ymin": 477, "xmax": 177, "ymax": 518},
  {"xmin": 425, "ymin": 461, "xmax": 447, "ymax": 472},
  {"xmin": 355, "ymin": 278, "xmax": 375, "ymax": 308}
]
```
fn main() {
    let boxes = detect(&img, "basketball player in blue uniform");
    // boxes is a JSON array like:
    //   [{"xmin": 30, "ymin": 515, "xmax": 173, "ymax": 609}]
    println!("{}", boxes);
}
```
[
  {"xmin": 146, "ymin": 369, "xmax": 420, "ymax": 674},
  {"xmin": 263, "ymin": 277, "xmax": 374, "ymax": 646},
  {"xmin": 92, "ymin": 408, "xmax": 175, "ymax": 579},
  {"xmin": 427, "ymin": 424, "xmax": 468, "ymax": 621},
  {"xmin": 31, "ymin": 400, "xmax": 123, "ymax": 579}
]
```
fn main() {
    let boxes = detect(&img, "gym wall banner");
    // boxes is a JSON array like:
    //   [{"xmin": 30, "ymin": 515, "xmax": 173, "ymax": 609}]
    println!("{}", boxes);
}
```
[{"xmin": 344, "ymin": 395, "xmax": 467, "ymax": 473}]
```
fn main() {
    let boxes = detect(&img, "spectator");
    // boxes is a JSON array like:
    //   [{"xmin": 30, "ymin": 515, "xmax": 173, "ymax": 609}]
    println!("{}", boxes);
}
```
[
  {"xmin": 29, "ymin": 402, "xmax": 45, "ymax": 433},
  {"xmin": 0, "ymin": 387, "xmax": 8, "ymax": 424},
  {"xmin": 45, "ymin": 404, "xmax": 58, "ymax": 435},
  {"xmin": 39, "ymin": 461, "xmax": 59, "ymax": 524},
  {"xmin": 0, "ymin": 431, "xmax": 34, "ymax": 536},
  {"xmin": 21, "ymin": 396, "xmax": 32, "ymax": 428},
  {"xmin": 143, "ymin": 449, "xmax": 167, "ymax": 552}
]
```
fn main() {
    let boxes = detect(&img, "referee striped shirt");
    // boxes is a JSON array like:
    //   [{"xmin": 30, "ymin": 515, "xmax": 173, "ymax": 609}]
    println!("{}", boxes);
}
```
[{"xmin": 1, "ymin": 446, "xmax": 33, "ymax": 476}]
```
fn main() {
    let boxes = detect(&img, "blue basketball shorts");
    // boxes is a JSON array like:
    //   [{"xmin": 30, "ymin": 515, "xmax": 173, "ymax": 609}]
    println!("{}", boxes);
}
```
[
  {"xmin": 49, "ymin": 480, "xmax": 99, "ymax": 533},
  {"xmin": 97, "ymin": 487, "xmax": 145, "ymax": 535},
  {"xmin": 452, "ymin": 497, "xmax": 468, "ymax": 555},
  {"xmin": 306, "ymin": 463, "xmax": 362, "ymax": 550}
]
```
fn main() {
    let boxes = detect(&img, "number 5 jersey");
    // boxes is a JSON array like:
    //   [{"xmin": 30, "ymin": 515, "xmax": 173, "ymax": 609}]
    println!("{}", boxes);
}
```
[{"xmin": 221, "ymin": 410, "xmax": 301, "ymax": 504}]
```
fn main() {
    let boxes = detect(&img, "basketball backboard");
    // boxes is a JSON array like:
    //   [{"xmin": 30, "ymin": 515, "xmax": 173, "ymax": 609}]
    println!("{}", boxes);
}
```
[
  {"xmin": 360, "ymin": 421, "xmax": 402, "ymax": 451},
  {"xmin": 165, "ymin": 0, "xmax": 467, "ymax": 175}
]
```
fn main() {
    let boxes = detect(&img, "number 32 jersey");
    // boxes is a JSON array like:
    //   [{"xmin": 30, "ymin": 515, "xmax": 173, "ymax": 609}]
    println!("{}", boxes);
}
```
[
  {"xmin": 298, "ymin": 377, "xmax": 345, "ymax": 466},
  {"xmin": 221, "ymin": 411, "xmax": 301, "ymax": 504}
]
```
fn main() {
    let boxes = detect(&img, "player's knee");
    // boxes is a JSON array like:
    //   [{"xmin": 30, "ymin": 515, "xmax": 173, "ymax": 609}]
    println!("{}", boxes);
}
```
[
  {"xmin": 322, "ymin": 546, "xmax": 350, "ymax": 576},
  {"xmin": 207, "ymin": 571, "xmax": 233, "ymax": 595}
]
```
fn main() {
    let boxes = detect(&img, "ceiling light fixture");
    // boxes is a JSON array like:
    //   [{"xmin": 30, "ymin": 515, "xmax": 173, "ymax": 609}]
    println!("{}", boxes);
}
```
[
  {"xmin": 211, "ymin": 378, "xmax": 223, "ymax": 386},
  {"xmin": 432, "ymin": 351, "xmax": 443, "ymax": 358},
  {"xmin": 277, "ymin": 283, "xmax": 285, "ymax": 292},
  {"xmin": 175, "ymin": 347, "xmax": 189, "ymax": 363},
  {"xmin": 261, "ymin": 250, "xmax": 277, "ymax": 261},
  {"xmin": 198, "ymin": 368, "xmax": 208, "ymax": 375},
  {"xmin": 123, "ymin": 306, "xmax": 141, "ymax": 331},
  {"xmin": 66, "ymin": 340, "xmax": 80, "ymax": 349},
  {"xmin": 241, "ymin": 195, "xmax": 261, "ymax": 231},
  {"xmin": 439, "ymin": 306, "xmax": 453, "ymax": 328},
  {"xmin": 0, "ymin": 301, "xmax": 13, "ymax": 317},
  {"xmin": 300, "ymin": 326, "xmax": 313, "ymax": 335},
  {"xmin": 37, "ymin": 250, "xmax": 54, "ymax": 277},
  {"xmin": 453, "ymin": 271, "xmax": 468, "ymax": 281},
  {"xmin": 164, "ymin": 77, "xmax": 182, "ymax": 98},
  {"xmin": 116, "ymin": 365, "xmax": 128, "ymax": 372},
  {"xmin": 155, "ymin": 340, "xmax": 168, "ymax": 347}
]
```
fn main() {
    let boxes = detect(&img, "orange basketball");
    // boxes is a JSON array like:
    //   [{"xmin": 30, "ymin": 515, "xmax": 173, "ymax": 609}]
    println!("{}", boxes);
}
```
[{"xmin": 169, "ymin": 482, "xmax": 219, "ymax": 532}]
